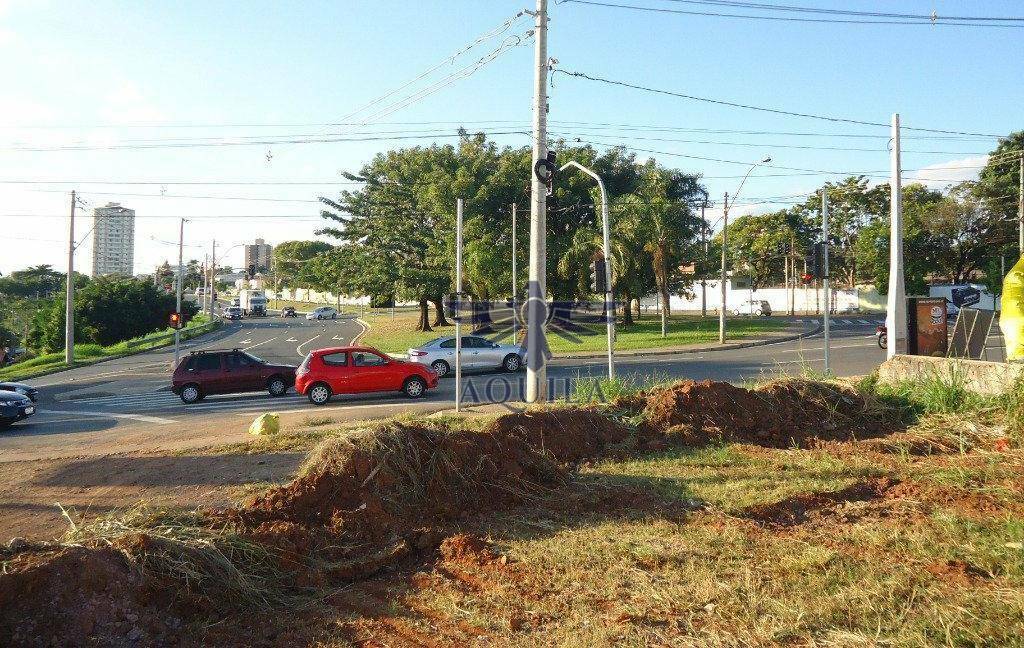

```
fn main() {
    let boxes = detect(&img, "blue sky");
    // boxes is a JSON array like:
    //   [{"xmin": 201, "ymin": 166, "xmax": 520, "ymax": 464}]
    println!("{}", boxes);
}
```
[{"xmin": 1, "ymin": 0, "xmax": 1021, "ymax": 275}]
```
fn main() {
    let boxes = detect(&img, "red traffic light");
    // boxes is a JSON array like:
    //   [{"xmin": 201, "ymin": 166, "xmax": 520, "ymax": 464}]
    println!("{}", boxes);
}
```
[
  {"xmin": 169, "ymin": 312, "xmax": 183, "ymax": 329},
  {"xmin": 801, "ymin": 273, "xmax": 814, "ymax": 285}
]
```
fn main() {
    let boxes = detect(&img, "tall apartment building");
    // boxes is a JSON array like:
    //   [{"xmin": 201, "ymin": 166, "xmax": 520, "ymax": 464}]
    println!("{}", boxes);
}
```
[
  {"xmin": 91, "ymin": 203, "xmax": 136, "ymax": 276},
  {"xmin": 244, "ymin": 238, "xmax": 273, "ymax": 272}
]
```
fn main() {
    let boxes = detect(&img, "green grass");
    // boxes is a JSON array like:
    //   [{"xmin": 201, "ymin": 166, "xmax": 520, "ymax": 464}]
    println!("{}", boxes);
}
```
[
  {"xmin": 0, "ymin": 315, "xmax": 220, "ymax": 381},
  {"xmin": 360, "ymin": 309, "xmax": 787, "ymax": 355}
]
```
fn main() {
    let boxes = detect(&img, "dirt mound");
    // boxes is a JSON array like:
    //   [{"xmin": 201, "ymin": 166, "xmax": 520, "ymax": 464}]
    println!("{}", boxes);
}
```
[
  {"xmin": 0, "ymin": 546, "xmax": 181, "ymax": 647},
  {"xmin": 742, "ymin": 477, "xmax": 897, "ymax": 527},
  {"xmin": 644, "ymin": 379, "xmax": 880, "ymax": 448},
  {"xmin": 484, "ymin": 408, "xmax": 660, "ymax": 463},
  {"xmin": 238, "ymin": 421, "xmax": 565, "ymax": 539}
]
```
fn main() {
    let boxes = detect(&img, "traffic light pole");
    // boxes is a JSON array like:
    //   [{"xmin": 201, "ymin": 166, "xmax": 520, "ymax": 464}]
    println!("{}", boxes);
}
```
[
  {"xmin": 175, "ymin": 218, "xmax": 184, "ymax": 367},
  {"xmin": 64, "ymin": 190, "xmax": 76, "ymax": 366},
  {"xmin": 511, "ymin": 202, "xmax": 517, "ymax": 341},
  {"xmin": 455, "ymin": 198, "xmax": 463, "ymax": 413},
  {"xmin": 719, "ymin": 192, "xmax": 729, "ymax": 343},
  {"xmin": 822, "ymin": 189, "xmax": 831, "ymax": 375},
  {"xmin": 886, "ymin": 113, "xmax": 907, "ymax": 358},
  {"xmin": 560, "ymin": 160, "xmax": 615, "ymax": 380}
]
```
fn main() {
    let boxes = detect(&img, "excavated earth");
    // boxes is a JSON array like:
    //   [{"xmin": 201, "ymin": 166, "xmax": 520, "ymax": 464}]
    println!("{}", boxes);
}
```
[{"xmin": 0, "ymin": 380, "xmax": 900, "ymax": 646}]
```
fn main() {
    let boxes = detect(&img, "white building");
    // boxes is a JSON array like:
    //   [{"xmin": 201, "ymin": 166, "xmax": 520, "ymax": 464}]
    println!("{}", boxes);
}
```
[
  {"xmin": 91, "ymin": 203, "xmax": 135, "ymax": 276},
  {"xmin": 244, "ymin": 238, "xmax": 273, "ymax": 272}
]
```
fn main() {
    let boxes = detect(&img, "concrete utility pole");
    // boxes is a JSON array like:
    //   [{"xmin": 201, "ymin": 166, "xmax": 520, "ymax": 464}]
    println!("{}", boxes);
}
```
[
  {"xmin": 719, "ymin": 192, "xmax": 729, "ymax": 343},
  {"xmin": 525, "ymin": 0, "xmax": 549, "ymax": 402},
  {"xmin": 886, "ymin": 113, "xmax": 907, "ymax": 358},
  {"xmin": 455, "ymin": 198, "xmax": 464, "ymax": 412},
  {"xmin": 822, "ymin": 188, "xmax": 831, "ymax": 375},
  {"xmin": 700, "ymin": 201, "xmax": 708, "ymax": 318},
  {"xmin": 1018, "ymin": 154, "xmax": 1023, "ymax": 255},
  {"xmin": 174, "ymin": 219, "xmax": 185, "ymax": 366},
  {"xmin": 64, "ymin": 190, "xmax": 76, "ymax": 365},
  {"xmin": 789, "ymin": 232, "xmax": 796, "ymax": 316},
  {"xmin": 209, "ymin": 239, "xmax": 217, "ymax": 317},
  {"xmin": 511, "ymin": 202, "xmax": 518, "ymax": 341},
  {"xmin": 560, "ymin": 160, "xmax": 616, "ymax": 380}
]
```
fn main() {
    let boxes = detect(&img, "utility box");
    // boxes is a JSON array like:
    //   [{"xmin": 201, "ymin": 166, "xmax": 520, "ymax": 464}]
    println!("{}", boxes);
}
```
[{"xmin": 907, "ymin": 296, "xmax": 948, "ymax": 357}]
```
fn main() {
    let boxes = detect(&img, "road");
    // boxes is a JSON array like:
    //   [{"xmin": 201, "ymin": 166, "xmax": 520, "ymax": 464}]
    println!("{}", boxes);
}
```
[{"xmin": 0, "ymin": 314, "xmax": 887, "ymax": 460}]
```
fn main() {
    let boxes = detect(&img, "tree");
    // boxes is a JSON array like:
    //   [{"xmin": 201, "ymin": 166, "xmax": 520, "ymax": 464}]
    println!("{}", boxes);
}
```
[
  {"xmin": 272, "ymin": 241, "xmax": 333, "ymax": 289},
  {"xmin": 29, "ymin": 277, "xmax": 197, "ymax": 352},
  {"xmin": 975, "ymin": 131, "xmax": 1023, "ymax": 227},
  {"xmin": 0, "ymin": 265, "xmax": 68, "ymax": 298},
  {"xmin": 923, "ymin": 182, "xmax": 1003, "ymax": 283}
]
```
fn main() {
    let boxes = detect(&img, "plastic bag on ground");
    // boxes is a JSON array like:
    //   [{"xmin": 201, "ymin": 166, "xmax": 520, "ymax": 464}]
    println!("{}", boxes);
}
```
[{"xmin": 248, "ymin": 413, "xmax": 280, "ymax": 436}]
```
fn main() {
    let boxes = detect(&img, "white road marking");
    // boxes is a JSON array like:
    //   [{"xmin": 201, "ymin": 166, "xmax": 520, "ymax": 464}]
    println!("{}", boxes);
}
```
[
  {"xmin": 353, "ymin": 318, "xmax": 370, "ymax": 344},
  {"xmin": 240, "ymin": 339, "xmax": 252, "ymax": 344},
  {"xmin": 45, "ymin": 410, "xmax": 177, "ymax": 424},
  {"xmin": 332, "ymin": 336, "xmax": 344, "ymax": 340},
  {"xmin": 234, "ymin": 401, "xmax": 429, "ymax": 416},
  {"xmin": 296, "ymin": 335, "xmax": 321, "ymax": 358},
  {"xmin": 242, "ymin": 337, "xmax": 277, "ymax": 350},
  {"xmin": 285, "ymin": 337, "xmax": 298, "ymax": 342}
]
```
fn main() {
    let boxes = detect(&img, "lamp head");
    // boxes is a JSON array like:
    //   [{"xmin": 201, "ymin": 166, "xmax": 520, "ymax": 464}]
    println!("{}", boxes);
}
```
[{"xmin": 761, "ymin": 156, "xmax": 772, "ymax": 164}]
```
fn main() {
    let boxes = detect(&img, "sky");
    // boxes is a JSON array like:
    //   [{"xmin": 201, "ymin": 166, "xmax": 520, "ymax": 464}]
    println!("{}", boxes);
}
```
[{"xmin": 0, "ymin": 0, "xmax": 1021, "ymax": 276}]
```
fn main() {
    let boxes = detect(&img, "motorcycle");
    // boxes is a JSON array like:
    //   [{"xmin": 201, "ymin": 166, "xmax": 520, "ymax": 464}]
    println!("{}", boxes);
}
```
[{"xmin": 875, "ymin": 325, "xmax": 887, "ymax": 349}]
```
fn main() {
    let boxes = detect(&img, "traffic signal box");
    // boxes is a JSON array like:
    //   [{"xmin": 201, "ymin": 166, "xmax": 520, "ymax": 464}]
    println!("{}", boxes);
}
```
[
  {"xmin": 169, "ymin": 312, "xmax": 183, "ymax": 329},
  {"xmin": 590, "ymin": 259, "xmax": 608, "ymax": 293}
]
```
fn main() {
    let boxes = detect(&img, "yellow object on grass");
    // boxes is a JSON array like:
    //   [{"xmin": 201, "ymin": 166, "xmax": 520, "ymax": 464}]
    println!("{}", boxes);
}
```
[
  {"xmin": 1001, "ymin": 255, "xmax": 1024, "ymax": 362},
  {"xmin": 248, "ymin": 413, "xmax": 280, "ymax": 435}
]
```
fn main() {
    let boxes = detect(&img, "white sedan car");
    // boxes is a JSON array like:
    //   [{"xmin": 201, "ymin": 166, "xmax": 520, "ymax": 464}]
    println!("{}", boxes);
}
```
[
  {"xmin": 731, "ymin": 299, "xmax": 772, "ymax": 316},
  {"xmin": 408, "ymin": 335, "xmax": 524, "ymax": 377},
  {"xmin": 306, "ymin": 306, "xmax": 339, "ymax": 320}
]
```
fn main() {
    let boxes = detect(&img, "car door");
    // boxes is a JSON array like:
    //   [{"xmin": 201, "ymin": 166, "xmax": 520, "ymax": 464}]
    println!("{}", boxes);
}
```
[
  {"xmin": 318, "ymin": 351, "xmax": 354, "ymax": 393},
  {"xmin": 350, "ymin": 351, "xmax": 393, "ymax": 392},
  {"xmin": 436, "ymin": 337, "xmax": 457, "ymax": 368},
  {"xmin": 189, "ymin": 353, "xmax": 225, "ymax": 394},
  {"xmin": 470, "ymin": 336, "xmax": 502, "ymax": 369},
  {"xmin": 225, "ymin": 352, "xmax": 262, "ymax": 392}
]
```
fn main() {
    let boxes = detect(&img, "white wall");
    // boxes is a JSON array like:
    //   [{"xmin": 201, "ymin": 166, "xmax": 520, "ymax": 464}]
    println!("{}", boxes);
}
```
[{"xmin": 660, "ymin": 281, "xmax": 874, "ymax": 314}]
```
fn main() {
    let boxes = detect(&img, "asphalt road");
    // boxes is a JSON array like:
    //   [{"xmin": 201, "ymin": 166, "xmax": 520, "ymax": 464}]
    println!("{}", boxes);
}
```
[{"xmin": 0, "ymin": 314, "xmax": 887, "ymax": 460}]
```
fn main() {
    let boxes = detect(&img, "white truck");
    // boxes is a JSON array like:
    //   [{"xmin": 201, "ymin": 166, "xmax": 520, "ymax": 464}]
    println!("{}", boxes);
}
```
[{"xmin": 238, "ymin": 289, "xmax": 268, "ymax": 317}]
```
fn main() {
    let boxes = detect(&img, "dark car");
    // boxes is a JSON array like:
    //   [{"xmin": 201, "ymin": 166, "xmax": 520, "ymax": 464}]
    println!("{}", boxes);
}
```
[
  {"xmin": 281, "ymin": 306, "xmax": 297, "ymax": 318},
  {"xmin": 0, "ymin": 391, "xmax": 35, "ymax": 430},
  {"xmin": 0, "ymin": 382, "xmax": 39, "ymax": 402},
  {"xmin": 171, "ymin": 349, "xmax": 297, "ymax": 404},
  {"xmin": 224, "ymin": 306, "xmax": 243, "ymax": 320}
]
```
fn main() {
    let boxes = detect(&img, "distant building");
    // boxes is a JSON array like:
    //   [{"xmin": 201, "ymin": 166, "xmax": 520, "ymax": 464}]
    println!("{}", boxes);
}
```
[
  {"xmin": 91, "ymin": 203, "xmax": 135, "ymax": 276},
  {"xmin": 244, "ymin": 238, "xmax": 273, "ymax": 273}
]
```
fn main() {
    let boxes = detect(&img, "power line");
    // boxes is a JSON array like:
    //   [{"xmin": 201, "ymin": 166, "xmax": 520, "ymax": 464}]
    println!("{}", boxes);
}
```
[
  {"xmin": 652, "ymin": 0, "xmax": 1024, "ymax": 23},
  {"xmin": 558, "ymin": 0, "xmax": 1024, "ymax": 28},
  {"xmin": 553, "ymin": 69, "xmax": 1011, "ymax": 137}
]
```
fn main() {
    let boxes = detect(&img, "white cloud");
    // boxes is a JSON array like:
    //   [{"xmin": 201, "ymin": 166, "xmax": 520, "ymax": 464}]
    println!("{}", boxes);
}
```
[{"xmin": 908, "ymin": 155, "xmax": 987, "ymax": 189}]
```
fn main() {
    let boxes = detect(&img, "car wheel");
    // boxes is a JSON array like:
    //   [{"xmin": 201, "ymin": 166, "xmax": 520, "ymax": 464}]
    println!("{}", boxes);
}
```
[
  {"xmin": 502, "ymin": 353, "xmax": 522, "ymax": 372},
  {"xmin": 403, "ymin": 376, "xmax": 427, "ymax": 398},
  {"xmin": 267, "ymin": 376, "xmax": 288, "ymax": 397},
  {"xmin": 878, "ymin": 334, "xmax": 887, "ymax": 349},
  {"xmin": 332, "ymin": 313, "xmax": 336, "ymax": 319},
  {"xmin": 180, "ymin": 384, "xmax": 202, "ymax": 404},
  {"xmin": 430, "ymin": 360, "xmax": 450, "ymax": 377},
  {"xmin": 307, "ymin": 382, "xmax": 332, "ymax": 406},
  {"xmin": 317, "ymin": 314, "xmax": 323, "ymax": 320}
]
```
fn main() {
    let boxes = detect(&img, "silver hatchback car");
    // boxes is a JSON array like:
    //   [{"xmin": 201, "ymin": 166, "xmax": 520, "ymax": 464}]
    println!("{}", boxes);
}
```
[{"xmin": 407, "ymin": 335, "xmax": 524, "ymax": 377}]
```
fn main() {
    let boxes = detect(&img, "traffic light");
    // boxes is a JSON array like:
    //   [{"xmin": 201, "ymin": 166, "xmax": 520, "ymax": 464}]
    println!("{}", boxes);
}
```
[
  {"xmin": 590, "ymin": 259, "xmax": 608, "ymax": 293},
  {"xmin": 169, "ymin": 312, "xmax": 183, "ymax": 329},
  {"xmin": 803, "ymin": 242, "xmax": 826, "ymax": 280},
  {"xmin": 247, "ymin": 264, "xmax": 256, "ymax": 278}
]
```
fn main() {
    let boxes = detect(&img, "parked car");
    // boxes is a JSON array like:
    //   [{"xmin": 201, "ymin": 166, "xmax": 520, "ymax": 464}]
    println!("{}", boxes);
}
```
[
  {"xmin": 171, "ymin": 349, "xmax": 297, "ymax": 404},
  {"xmin": 281, "ymin": 306, "xmax": 297, "ymax": 318},
  {"xmin": 296, "ymin": 346, "xmax": 438, "ymax": 405},
  {"xmin": 731, "ymin": 300, "xmax": 772, "ymax": 317},
  {"xmin": 306, "ymin": 306, "xmax": 339, "ymax": 320},
  {"xmin": 407, "ymin": 335, "xmax": 524, "ymax": 377},
  {"xmin": 0, "ymin": 390, "xmax": 35, "ymax": 430},
  {"xmin": 0, "ymin": 382, "xmax": 39, "ymax": 402},
  {"xmin": 876, "ymin": 325, "xmax": 887, "ymax": 349},
  {"xmin": 224, "ymin": 306, "xmax": 243, "ymax": 320}
]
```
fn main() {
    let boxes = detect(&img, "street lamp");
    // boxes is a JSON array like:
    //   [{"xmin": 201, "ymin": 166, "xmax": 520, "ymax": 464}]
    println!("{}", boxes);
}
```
[
  {"xmin": 719, "ymin": 156, "xmax": 771, "ymax": 344},
  {"xmin": 560, "ymin": 161, "xmax": 616, "ymax": 380}
]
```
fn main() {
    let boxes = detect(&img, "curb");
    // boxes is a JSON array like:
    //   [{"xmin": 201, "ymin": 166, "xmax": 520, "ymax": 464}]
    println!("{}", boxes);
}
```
[
  {"xmin": 554, "ymin": 323, "xmax": 824, "ymax": 360},
  {"xmin": 0, "ymin": 321, "xmax": 224, "ymax": 383}
]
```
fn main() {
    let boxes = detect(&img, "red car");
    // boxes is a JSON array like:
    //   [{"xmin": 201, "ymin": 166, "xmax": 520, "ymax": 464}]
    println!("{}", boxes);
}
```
[
  {"xmin": 172, "ymin": 349, "xmax": 296, "ymax": 404},
  {"xmin": 296, "ymin": 346, "xmax": 438, "ymax": 405}
]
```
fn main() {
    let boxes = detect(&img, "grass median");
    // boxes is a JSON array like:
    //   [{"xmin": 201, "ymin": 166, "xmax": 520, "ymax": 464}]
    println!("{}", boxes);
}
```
[
  {"xmin": 0, "ymin": 314, "xmax": 221, "ymax": 382},
  {"xmin": 359, "ymin": 308, "xmax": 787, "ymax": 355}
]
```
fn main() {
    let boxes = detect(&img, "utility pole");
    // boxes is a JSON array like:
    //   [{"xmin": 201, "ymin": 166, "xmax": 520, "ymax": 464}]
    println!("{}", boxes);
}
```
[
  {"xmin": 174, "ymin": 219, "xmax": 185, "ymax": 366},
  {"xmin": 202, "ymin": 254, "xmax": 209, "ymax": 315},
  {"xmin": 822, "ymin": 189, "xmax": 831, "ymax": 375},
  {"xmin": 719, "ymin": 192, "xmax": 729, "ymax": 343},
  {"xmin": 886, "ymin": 113, "xmax": 907, "ymax": 358},
  {"xmin": 511, "ymin": 202, "xmax": 518, "ymax": 341},
  {"xmin": 209, "ymin": 239, "xmax": 217, "ymax": 317},
  {"xmin": 700, "ymin": 202, "xmax": 708, "ymax": 318},
  {"xmin": 1018, "ymin": 154, "xmax": 1023, "ymax": 255},
  {"xmin": 525, "ymin": 0, "xmax": 549, "ymax": 403},
  {"xmin": 64, "ymin": 190, "xmax": 76, "ymax": 365},
  {"xmin": 455, "ymin": 198, "xmax": 464, "ymax": 412},
  {"xmin": 788, "ymin": 232, "xmax": 796, "ymax": 316}
]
